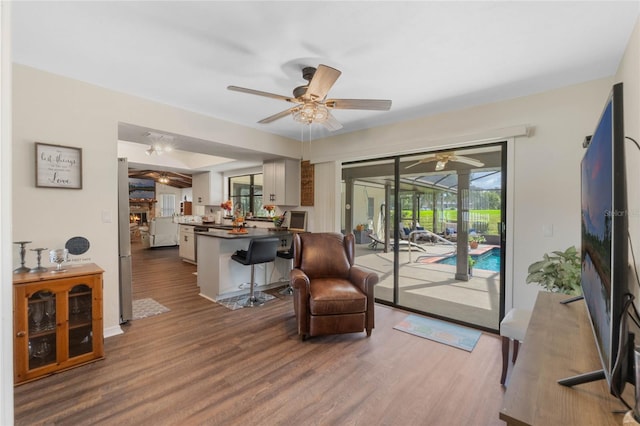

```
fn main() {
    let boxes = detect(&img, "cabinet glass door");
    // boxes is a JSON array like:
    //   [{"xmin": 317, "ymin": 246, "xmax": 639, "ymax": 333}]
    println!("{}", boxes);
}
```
[
  {"xmin": 28, "ymin": 290, "xmax": 56, "ymax": 370},
  {"xmin": 68, "ymin": 284, "xmax": 93, "ymax": 358}
]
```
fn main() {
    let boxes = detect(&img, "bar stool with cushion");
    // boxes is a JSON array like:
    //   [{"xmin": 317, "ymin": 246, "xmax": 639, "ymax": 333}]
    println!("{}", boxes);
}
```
[
  {"xmin": 231, "ymin": 237, "xmax": 279, "ymax": 307},
  {"xmin": 277, "ymin": 239, "xmax": 295, "ymax": 295},
  {"xmin": 500, "ymin": 308, "xmax": 532, "ymax": 385}
]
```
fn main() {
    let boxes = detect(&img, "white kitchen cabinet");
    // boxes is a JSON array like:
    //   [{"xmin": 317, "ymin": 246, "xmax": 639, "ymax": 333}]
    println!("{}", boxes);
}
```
[
  {"xmin": 179, "ymin": 225, "xmax": 196, "ymax": 263},
  {"xmin": 192, "ymin": 171, "xmax": 223, "ymax": 207},
  {"xmin": 263, "ymin": 159, "xmax": 300, "ymax": 206},
  {"xmin": 192, "ymin": 172, "xmax": 211, "ymax": 206}
]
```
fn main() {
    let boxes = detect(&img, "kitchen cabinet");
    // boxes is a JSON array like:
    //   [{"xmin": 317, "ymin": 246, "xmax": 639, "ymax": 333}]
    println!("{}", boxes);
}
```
[
  {"xmin": 192, "ymin": 171, "xmax": 224, "ymax": 207},
  {"xmin": 192, "ymin": 172, "xmax": 211, "ymax": 206},
  {"xmin": 179, "ymin": 225, "xmax": 196, "ymax": 263},
  {"xmin": 13, "ymin": 263, "xmax": 104, "ymax": 385},
  {"xmin": 263, "ymin": 159, "xmax": 300, "ymax": 206}
]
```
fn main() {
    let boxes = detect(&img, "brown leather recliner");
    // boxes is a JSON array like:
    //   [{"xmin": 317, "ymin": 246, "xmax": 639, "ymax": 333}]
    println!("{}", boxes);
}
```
[{"xmin": 290, "ymin": 232, "xmax": 379, "ymax": 340}]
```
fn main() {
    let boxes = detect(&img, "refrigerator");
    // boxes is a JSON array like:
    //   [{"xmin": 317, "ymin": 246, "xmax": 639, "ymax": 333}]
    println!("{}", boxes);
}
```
[{"xmin": 118, "ymin": 157, "xmax": 133, "ymax": 323}]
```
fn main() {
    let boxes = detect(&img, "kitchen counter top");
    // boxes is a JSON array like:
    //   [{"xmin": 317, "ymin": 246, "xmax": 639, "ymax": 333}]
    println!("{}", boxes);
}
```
[{"xmin": 195, "ymin": 227, "xmax": 290, "ymax": 239}]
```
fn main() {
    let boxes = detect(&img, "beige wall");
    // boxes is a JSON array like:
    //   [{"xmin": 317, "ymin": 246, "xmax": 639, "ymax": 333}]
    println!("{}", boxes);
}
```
[
  {"xmin": 311, "ymin": 77, "xmax": 630, "ymax": 311},
  {"xmin": 11, "ymin": 64, "xmax": 299, "ymax": 335},
  {"xmin": 309, "ymin": 17, "xmax": 640, "ymax": 311},
  {"xmin": 616, "ymin": 18, "xmax": 640, "ymax": 305},
  {"xmin": 1, "ymin": 2, "xmax": 13, "ymax": 422}
]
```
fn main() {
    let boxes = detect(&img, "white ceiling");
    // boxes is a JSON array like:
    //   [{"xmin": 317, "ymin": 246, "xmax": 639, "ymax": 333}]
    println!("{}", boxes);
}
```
[{"xmin": 10, "ymin": 1, "xmax": 640, "ymax": 171}]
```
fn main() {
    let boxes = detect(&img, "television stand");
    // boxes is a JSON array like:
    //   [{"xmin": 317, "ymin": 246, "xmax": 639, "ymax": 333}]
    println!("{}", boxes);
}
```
[
  {"xmin": 558, "ymin": 369, "xmax": 606, "ymax": 387},
  {"xmin": 560, "ymin": 295, "xmax": 584, "ymax": 305},
  {"xmin": 499, "ymin": 292, "xmax": 632, "ymax": 425}
]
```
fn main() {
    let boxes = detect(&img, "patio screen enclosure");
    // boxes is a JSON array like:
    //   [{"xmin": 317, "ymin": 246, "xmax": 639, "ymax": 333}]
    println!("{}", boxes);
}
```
[{"xmin": 341, "ymin": 143, "xmax": 506, "ymax": 330}]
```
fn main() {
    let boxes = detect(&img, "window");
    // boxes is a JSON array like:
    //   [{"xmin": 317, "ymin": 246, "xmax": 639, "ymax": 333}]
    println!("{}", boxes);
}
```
[
  {"xmin": 159, "ymin": 194, "xmax": 176, "ymax": 217},
  {"xmin": 228, "ymin": 173, "xmax": 263, "ymax": 216}
]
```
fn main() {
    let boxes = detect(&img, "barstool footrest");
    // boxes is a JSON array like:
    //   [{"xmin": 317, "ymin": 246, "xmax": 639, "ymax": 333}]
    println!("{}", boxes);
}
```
[{"xmin": 238, "ymin": 294, "xmax": 266, "ymax": 307}]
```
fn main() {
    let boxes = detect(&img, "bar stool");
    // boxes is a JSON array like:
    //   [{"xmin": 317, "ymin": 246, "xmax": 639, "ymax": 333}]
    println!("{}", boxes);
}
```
[
  {"xmin": 231, "ymin": 237, "xmax": 279, "ymax": 307},
  {"xmin": 277, "ymin": 239, "xmax": 295, "ymax": 295},
  {"xmin": 500, "ymin": 308, "xmax": 532, "ymax": 385}
]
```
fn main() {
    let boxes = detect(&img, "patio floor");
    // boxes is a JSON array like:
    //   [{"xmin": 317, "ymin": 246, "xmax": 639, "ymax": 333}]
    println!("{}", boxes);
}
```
[{"xmin": 354, "ymin": 242, "xmax": 501, "ymax": 330}]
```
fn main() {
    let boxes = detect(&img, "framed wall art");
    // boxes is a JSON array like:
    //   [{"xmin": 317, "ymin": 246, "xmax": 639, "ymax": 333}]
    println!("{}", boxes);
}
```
[{"xmin": 35, "ymin": 142, "xmax": 83, "ymax": 189}]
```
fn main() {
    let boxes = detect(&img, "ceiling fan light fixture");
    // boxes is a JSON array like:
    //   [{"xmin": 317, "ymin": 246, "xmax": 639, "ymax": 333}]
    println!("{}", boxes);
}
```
[
  {"xmin": 435, "ymin": 160, "xmax": 447, "ymax": 171},
  {"xmin": 145, "ymin": 132, "xmax": 174, "ymax": 155},
  {"xmin": 158, "ymin": 174, "xmax": 170, "ymax": 184},
  {"xmin": 292, "ymin": 102, "xmax": 329, "ymax": 125}
]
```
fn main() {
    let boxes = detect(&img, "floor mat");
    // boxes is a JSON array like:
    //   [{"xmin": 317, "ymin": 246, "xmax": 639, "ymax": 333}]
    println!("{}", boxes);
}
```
[
  {"xmin": 132, "ymin": 298, "xmax": 170, "ymax": 320},
  {"xmin": 393, "ymin": 314, "xmax": 481, "ymax": 352},
  {"xmin": 215, "ymin": 291, "xmax": 276, "ymax": 310}
]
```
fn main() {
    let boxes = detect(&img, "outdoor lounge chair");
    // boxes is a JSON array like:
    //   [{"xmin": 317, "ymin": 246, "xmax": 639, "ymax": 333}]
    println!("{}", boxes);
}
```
[{"xmin": 368, "ymin": 233, "xmax": 426, "ymax": 252}]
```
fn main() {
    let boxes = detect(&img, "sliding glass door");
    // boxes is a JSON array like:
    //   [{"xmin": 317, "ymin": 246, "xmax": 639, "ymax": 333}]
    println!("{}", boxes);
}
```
[{"xmin": 342, "ymin": 143, "xmax": 505, "ymax": 331}]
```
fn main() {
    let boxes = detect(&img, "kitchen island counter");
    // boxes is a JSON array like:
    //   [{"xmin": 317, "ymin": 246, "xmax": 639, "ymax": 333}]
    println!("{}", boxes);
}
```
[{"xmin": 196, "ymin": 228, "xmax": 291, "ymax": 300}]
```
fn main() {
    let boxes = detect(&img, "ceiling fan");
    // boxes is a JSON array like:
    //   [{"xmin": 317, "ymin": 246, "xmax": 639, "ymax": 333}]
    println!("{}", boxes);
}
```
[
  {"xmin": 405, "ymin": 152, "xmax": 484, "ymax": 171},
  {"xmin": 227, "ymin": 64, "xmax": 392, "ymax": 131}
]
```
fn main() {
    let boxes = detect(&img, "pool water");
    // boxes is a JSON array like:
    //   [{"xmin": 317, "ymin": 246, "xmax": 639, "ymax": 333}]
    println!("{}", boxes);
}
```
[{"xmin": 438, "ymin": 248, "xmax": 501, "ymax": 272}]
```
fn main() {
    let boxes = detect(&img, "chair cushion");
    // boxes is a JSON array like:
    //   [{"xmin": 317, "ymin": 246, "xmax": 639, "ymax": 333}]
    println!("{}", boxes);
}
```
[
  {"xmin": 500, "ymin": 308, "xmax": 532, "ymax": 341},
  {"xmin": 309, "ymin": 279, "xmax": 367, "ymax": 315}
]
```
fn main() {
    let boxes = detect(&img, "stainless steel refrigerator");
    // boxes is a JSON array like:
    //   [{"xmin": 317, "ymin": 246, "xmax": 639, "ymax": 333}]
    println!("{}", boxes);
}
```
[{"xmin": 118, "ymin": 157, "xmax": 133, "ymax": 323}]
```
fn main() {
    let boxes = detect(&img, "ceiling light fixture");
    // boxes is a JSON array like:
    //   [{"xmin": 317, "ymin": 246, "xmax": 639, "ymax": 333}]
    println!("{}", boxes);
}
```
[
  {"xmin": 158, "ymin": 174, "xmax": 170, "ymax": 184},
  {"xmin": 145, "ymin": 132, "xmax": 174, "ymax": 155},
  {"xmin": 435, "ymin": 160, "xmax": 447, "ymax": 171},
  {"xmin": 292, "ymin": 102, "xmax": 329, "ymax": 125}
]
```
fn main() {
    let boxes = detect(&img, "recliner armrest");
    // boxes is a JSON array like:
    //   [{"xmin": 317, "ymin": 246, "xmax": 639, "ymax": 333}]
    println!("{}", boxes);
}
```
[
  {"xmin": 349, "ymin": 266, "xmax": 379, "ymax": 295},
  {"xmin": 291, "ymin": 268, "xmax": 310, "ymax": 292}
]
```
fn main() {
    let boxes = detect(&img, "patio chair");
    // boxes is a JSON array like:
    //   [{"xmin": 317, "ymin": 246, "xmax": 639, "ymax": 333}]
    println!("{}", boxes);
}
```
[{"xmin": 368, "ymin": 233, "xmax": 426, "ymax": 252}]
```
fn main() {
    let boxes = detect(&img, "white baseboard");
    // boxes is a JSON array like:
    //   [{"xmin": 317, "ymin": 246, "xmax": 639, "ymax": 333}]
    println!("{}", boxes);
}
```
[{"xmin": 104, "ymin": 325, "xmax": 124, "ymax": 338}]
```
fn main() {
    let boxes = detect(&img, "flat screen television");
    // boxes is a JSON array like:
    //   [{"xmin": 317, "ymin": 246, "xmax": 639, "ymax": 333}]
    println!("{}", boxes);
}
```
[
  {"xmin": 287, "ymin": 211, "xmax": 308, "ymax": 233},
  {"xmin": 563, "ymin": 82, "xmax": 633, "ymax": 397}
]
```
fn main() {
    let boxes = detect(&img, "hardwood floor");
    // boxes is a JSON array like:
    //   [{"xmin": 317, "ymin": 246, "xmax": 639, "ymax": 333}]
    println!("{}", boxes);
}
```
[{"xmin": 14, "ymin": 241, "xmax": 506, "ymax": 425}]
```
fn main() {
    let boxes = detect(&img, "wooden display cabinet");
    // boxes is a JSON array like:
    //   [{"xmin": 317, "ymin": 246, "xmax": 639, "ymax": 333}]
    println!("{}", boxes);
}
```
[{"xmin": 13, "ymin": 263, "xmax": 104, "ymax": 385}]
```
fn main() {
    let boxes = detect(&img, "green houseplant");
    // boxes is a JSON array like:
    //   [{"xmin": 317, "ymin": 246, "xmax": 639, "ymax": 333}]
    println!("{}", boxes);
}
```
[{"xmin": 526, "ymin": 246, "xmax": 581, "ymax": 295}]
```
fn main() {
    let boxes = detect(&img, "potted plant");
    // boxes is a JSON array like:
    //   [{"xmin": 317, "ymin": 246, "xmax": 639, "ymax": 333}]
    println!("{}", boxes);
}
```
[
  {"xmin": 469, "ymin": 235, "xmax": 485, "ymax": 249},
  {"xmin": 526, "ymin": 246, "xmax": 581, "ymax": 295}
]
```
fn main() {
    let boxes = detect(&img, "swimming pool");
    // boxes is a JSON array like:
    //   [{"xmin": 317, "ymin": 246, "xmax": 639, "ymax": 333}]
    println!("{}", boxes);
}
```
[{"xmin": 437, "ymin": 248, "xmax": 501, "ymax": 272}]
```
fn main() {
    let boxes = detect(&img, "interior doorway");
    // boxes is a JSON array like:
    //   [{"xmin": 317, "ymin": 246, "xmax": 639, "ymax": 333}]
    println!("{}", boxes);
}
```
[{"xmin": 342, "ymin": 143, "xmax": 506, "ymax": 331}]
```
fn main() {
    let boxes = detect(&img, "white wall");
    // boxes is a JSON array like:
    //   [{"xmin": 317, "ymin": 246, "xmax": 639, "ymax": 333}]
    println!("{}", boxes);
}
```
[
  {"xmin": 312, "ymin": 78, "xmax": 620, "ymax": 311},
  {"xmin": 616, "ymin": 18, "xmax": 640, "ymax": 307},
  {"xmin": 0, "ymin": 2, "xmax": 13, "ymax": 423},
  {"xmin": 11, "ymin": 64, "xmax": 299, "ymax": 335}
]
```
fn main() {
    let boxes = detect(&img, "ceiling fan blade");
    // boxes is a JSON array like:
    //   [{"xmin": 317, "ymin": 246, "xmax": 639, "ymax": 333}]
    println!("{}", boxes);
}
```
[
  {"xmin": 322, "ymin": 112, "xmax": 343, "ymax": 131},
  {"xmin": 257, "ymin": 106, "xmax": 301, "ymax": 124},
  {"xmin": 227, "ymin": 85, "xmax": 297, "ymax": 103},
  {"xmin": 453, "ymin": 156, "xmax": 484, "ymax": 167},
  {"xmin": 305, "ymin": 64, "xmax": 341, "ymax": 101},
  {"xmin": 325, "ymin": 98, "xmax": 392, "ymax": 111},
  {"xmin": 405, "ymin": 156, "xmax": 437, "ymax": 169}
]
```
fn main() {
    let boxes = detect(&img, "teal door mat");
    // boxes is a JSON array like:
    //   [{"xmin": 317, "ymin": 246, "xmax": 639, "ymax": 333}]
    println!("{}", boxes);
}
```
[{"xmin": 393, "ymin": 314, "xmax": 482, "ymax": 352}]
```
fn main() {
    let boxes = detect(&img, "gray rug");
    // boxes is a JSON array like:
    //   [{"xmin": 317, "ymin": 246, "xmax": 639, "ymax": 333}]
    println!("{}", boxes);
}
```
[
  {"xmin": 215, "ymin": 291, "xmax": 275, "ymax": 310},
  {"xmin": 132, "ymin": 298, "xmax": 170, "ymax": 320}
]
